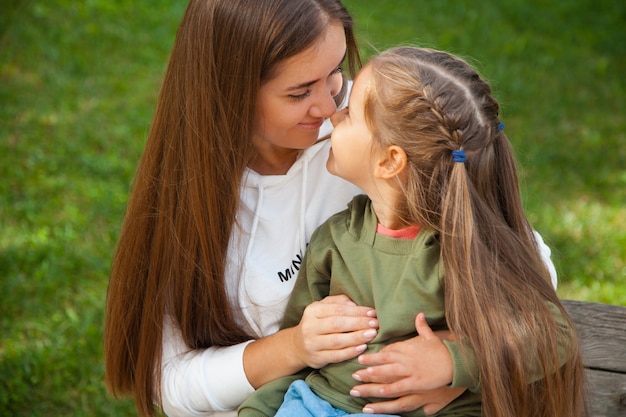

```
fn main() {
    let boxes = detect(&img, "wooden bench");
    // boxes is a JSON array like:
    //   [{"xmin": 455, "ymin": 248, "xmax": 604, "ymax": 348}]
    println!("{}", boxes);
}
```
[{"xmin": 562, "ymin": 299, "xmax": 626, "ymax": 417}]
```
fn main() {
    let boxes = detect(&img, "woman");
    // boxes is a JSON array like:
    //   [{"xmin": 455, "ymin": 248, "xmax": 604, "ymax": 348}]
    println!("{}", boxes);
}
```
[{"xmin": 104, "ymin": 1, "xmax": 558, "ymax": 416}]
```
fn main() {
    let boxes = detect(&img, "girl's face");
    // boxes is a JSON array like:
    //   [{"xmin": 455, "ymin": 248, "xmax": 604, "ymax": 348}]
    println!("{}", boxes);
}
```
[
  {"xmin": 327, "ymin": 64, "xmax": 375, "ymax": 189},
  {"xmin": 252, "ymin": 23, "xmax": 346, "ymax": 173}
]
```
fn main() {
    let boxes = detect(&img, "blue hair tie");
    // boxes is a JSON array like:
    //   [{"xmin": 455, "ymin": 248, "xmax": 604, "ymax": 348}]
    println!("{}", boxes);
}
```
[
  {"xmin": 451, "ymin": 149, "xmax": 466, "ymax": 163},
  {"xmin": 498, "ymin": 122, "xmax": 505, "ymax": 131}
]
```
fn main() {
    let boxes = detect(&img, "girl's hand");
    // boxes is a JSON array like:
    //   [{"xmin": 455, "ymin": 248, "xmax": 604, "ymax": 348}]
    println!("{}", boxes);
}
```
[
  {"xmin": 350, "ymin": 386, "xmax": 466, "ymax": 416},
  {"xmin": 350, "ymin": 313, "xmax": 461, "ymax": 414},
  {"xmin": 293, "ymin": 294, "xmax": 378, "ymax": 369}
]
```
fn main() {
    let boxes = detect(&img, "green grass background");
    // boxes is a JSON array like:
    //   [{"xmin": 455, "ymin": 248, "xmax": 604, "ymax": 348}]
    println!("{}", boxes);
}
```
[{"xmin": 0, "ymin": 0, "xmax": 624, "ymax": 415}]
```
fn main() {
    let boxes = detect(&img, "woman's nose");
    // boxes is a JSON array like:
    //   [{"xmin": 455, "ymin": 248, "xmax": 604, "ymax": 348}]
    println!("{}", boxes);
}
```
[
  {"xmin": 311, "ymin": 73, "xmax": 343, "ymax": 118},
  {"xmin": 310, "ymin": 92, "xmax": 338, "ymax": 118}
]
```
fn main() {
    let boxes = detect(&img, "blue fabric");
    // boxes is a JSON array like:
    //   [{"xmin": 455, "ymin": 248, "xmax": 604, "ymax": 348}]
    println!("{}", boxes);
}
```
[{"xmin": 275, "ymin": 380, "xmax": 396, "ymax": 417}]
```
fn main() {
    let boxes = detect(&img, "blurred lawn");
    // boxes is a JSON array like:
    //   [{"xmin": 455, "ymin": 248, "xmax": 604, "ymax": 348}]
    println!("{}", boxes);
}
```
[{"xmin": 0, "ymin": 0, "xmax": 624, "ymax": 415}]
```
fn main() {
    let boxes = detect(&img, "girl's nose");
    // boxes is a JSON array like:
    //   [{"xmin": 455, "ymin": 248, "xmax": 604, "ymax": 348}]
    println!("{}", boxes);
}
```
[{"xmin": 330, "ymin": 108, "xmax": 347, "ymax": 127}]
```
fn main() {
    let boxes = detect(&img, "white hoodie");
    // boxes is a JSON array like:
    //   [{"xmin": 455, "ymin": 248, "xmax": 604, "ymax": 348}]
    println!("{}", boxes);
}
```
[
  {"xmin": 160, "ymin": 121, "xmax": 362, "ymax": 416},
  {"xmin": 158, "ymin": 122, "xmax": 559, "ymax": 416}
]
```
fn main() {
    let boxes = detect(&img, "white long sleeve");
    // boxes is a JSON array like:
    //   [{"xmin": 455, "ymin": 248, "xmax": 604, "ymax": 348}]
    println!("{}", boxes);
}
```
[
  {"xmin": 533, "ymin": 230, "xmax": 558, "ymax": 289},
  {"xmin": 160, "ymin": 316, "xmax": 255, "ymax": 416}
]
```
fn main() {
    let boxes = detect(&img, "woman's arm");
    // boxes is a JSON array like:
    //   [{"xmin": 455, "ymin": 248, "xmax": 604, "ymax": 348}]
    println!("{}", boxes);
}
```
[
  {"xmin": 244, "ymin": 294, "xmax": 378, "ymax": 388},
  {"xmin": 160, "ymin": 316, "xmax": 255, "ymax": 416},
  {"xmin": 533, "ymin": 230, "xmax": 558, "ymax": 289},
  {"xmin": 159, "ymin": 297, "xmax": 378, "ymax": 416}
]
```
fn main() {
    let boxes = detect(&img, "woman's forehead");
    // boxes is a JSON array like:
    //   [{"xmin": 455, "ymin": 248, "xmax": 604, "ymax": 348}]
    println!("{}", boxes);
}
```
[{"xmin": 267, "ymin": 24, "xmax": 346, "ymax": 88}]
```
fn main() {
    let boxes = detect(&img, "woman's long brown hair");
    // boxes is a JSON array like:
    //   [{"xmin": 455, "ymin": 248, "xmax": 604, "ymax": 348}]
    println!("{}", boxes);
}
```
[
  {"xmin": 365, "ymin": 47, "xmax": 588, "ymax": 417},
  {"xmin": 103, "ymin": 0, "xmax": 360, "ymax": 415}
]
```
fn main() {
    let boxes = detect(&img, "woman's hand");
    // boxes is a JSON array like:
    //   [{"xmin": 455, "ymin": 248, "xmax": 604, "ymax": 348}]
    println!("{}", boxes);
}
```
[
  {"xmin": 293, "ymin": 294, "xmax": 379, "ymax": 369},
  {"xmin": 349, "ymin": 313, "xmax": 463, "ymax": 415},
  {"xmin": 244, "ymin": 295, "xmax": 377, "ymax": 388}
]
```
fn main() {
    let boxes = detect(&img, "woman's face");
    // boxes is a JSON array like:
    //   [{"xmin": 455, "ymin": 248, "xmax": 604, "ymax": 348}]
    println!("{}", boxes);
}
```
[{"xmin": 252, "ymin": 23, "xmax": 346, "ymax": 172}]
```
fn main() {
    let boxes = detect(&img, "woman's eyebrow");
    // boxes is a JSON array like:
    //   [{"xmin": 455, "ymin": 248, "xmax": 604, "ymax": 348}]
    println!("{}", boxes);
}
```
[{"xmin": 286, "ymin": 79, "xmax": 318, "ymax": 92}]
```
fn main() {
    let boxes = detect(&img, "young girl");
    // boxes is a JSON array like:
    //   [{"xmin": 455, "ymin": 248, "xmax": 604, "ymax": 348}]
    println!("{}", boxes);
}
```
[{"xmin": 239, "ymin": 47, "xmax": 587, "ymax": 417}]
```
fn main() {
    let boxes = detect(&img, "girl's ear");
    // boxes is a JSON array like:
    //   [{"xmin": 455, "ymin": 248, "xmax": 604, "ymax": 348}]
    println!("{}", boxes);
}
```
[{"xmin": 375, "ymin": 145, "xmax": 407, "ymax": 179}]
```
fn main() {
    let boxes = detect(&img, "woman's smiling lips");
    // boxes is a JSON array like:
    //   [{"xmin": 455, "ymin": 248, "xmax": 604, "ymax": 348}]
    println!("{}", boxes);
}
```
[{"xmin": 299, "ymin": 119, "xmax": 325, "ymax": 130}]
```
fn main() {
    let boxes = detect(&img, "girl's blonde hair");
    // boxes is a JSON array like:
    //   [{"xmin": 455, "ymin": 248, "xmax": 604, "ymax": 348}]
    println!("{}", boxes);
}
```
[
  {"xmin": 365, "ymin": 47, "xmax": 587, "ymax": 417},
  {"xmin": 104, "ymin": 1, "xmax": 360, "ymax": 415}
]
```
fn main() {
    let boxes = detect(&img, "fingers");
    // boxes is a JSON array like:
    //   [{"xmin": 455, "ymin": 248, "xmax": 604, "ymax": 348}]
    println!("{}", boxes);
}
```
[
  {"xmin": 301, "ymin": 306, "xmax": 378, "ymax": 340},
  {"xmin": 351, "ymin": 375, "xmax": 414, "ymax": 398},
  {"xmin": 319, "ymin": 294, "xmax": 356, "ymax": 306},
  {"xmin": 314, "ymin": 296, "xmax": 378, "ymax": 320},
  {"xmin": 301, "ymin": 299, "xmax": 378, "ymax": 336},
  {"xmin": 308, "ymin": 327, "xmax": 377, "ymax": 356},
  {"xmin": 351, "ymin": 325, "xmax": 454, "ymax": 391},
  {"xmin": 350, "ymin": 387, "xmax": 466, "ymax": 415},
  {"xmin": 356, "ymin": 394, "xmax": 426, "ymax": 415},
  {"xmin": 307, "ymin": 344, "xmax": 369, "ymax": 369},
  {"xmin": 352, "ymin": 351, "xmax": 413, "ymax": 396},
  {"xmin": 414, "ymin": 312, "xmax": 435, "ymax": 339},
  {"xmin": 355, "ymin": 348, "xmax": 394, "ymax": 366},
  {"xmin": 296, "ymin": 297, "xmax": 379, "ymax": 368},
  {"xmin": 421, "ymin": 387, "xmax": 466, "ymax": 415},
  {"xmin": 351, "ymin": 344, "xmax": 406, "ymax": 386},
  {"xmin": 353, "ymin": 359, "xmax": 407, "ymax": 384}
]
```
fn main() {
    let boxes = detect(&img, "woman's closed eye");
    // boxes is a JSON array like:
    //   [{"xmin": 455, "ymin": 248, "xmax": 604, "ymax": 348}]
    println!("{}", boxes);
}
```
[
  {"xmin": 288, "ymin": 90, "xmax": 312, "ymax": 101},
  {"xmin": 288, "ymin": 66, "xmax": 342, "ymax": 102}
]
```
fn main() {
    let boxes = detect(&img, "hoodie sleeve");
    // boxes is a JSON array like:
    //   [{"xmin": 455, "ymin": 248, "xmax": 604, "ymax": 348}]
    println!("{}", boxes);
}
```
[
  {"xmin": 443, "ymin": 340, "xmax": 480, "ymax": 393},
  {"xmin": 159, "ymin": 316, "xmax": 255, "ymax": 416},
  {"xmin": 533, "ymin": 230, "xmax": 558, "ymax": 289}
]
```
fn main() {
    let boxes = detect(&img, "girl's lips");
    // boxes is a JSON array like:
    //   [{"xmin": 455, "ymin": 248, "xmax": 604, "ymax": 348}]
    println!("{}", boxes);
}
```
[{"xmin": 299, "ymin": 120, "xmax": 324, "ymax": 130}]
